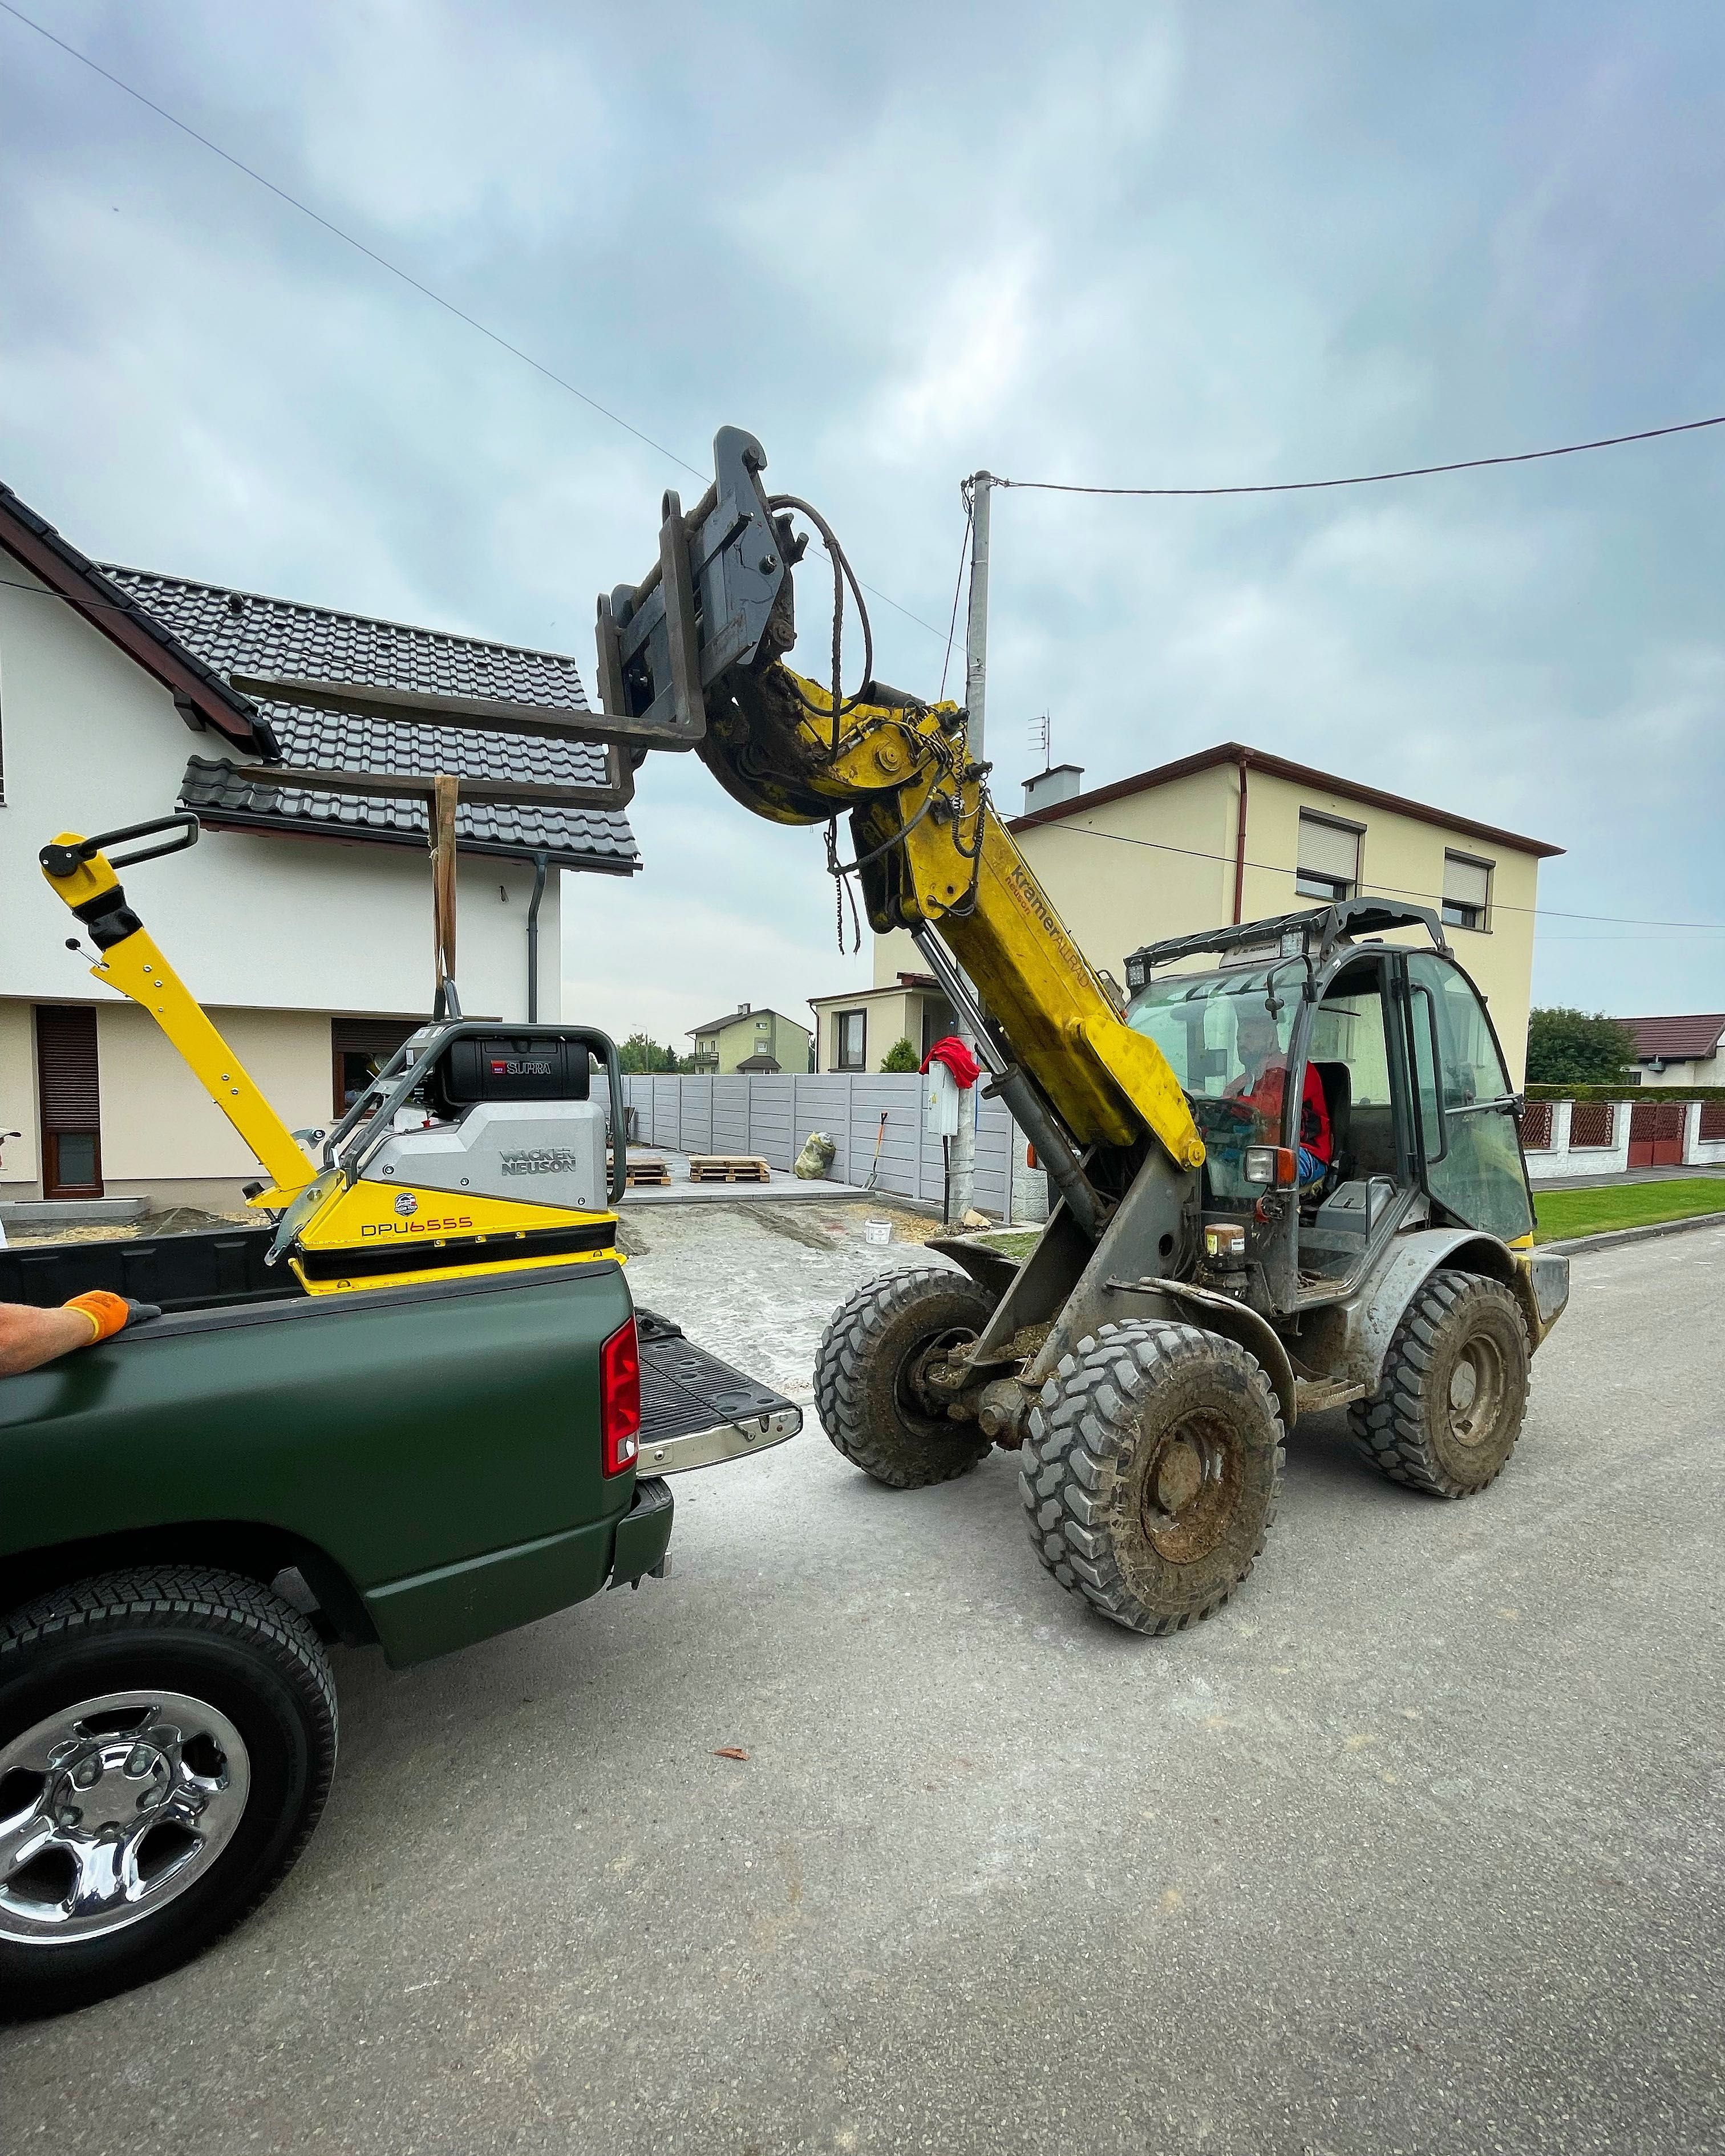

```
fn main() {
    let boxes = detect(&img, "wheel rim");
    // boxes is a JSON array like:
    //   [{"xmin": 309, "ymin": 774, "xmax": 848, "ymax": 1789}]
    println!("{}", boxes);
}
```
[
  {"xmin": 1139, "ymin": 1410, "xmax": 1243, "ymax": 1563},
  {"xmin": 1447, "ymin": 1335, "xmax": 1506, "ymax": 1448},
  {"xmin": 0, "ymin": 1690, "xmax": 251, "ymax": 1944},
  {"xmin": 897, "ymin": 1323, "xmax": 981, "ymax": 1424}
]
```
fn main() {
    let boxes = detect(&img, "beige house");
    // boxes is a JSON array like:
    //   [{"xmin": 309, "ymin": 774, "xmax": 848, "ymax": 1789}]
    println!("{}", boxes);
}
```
[
  {"xmin": 868, "ymin": 741, "xmax": 1560, "ymax": 1086},
  {"xmin": 0, "ymin": 478, "xmax": 637, "ymax": 1212},
  {"xmin": 688, "ymin": 1003, "xmax": 812, "ymax": 1074},
  {"xmin": 807, "ymin": 974, "xmax": 957, "ymax": 1073}
]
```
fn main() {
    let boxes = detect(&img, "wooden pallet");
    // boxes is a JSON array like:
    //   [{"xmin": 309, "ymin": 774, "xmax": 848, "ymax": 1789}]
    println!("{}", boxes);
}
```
[
  {"xmin": 625, "ymin": 1157, "xmax": 673, "ymax": 1189},
  {"xmin": 687, "ymin": 1154, "xmax": 772, "ymax": 1184}
]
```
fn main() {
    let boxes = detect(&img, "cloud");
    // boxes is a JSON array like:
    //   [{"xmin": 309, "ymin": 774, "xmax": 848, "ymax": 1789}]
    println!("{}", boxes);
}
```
[{"xmin": 2, "ymin": 0, "xmax": 1721, "ymax": 1031}]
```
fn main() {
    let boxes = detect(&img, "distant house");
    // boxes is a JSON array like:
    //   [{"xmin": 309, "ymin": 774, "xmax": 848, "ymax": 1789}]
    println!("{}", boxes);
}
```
[
  {"xmin": 1615, "ymin": 1014, "xmax": 1725, "ymax": 1087},
  {"xmin": 808, "ymin": 972, "xmax": 955, "ymax": 1073},
  {"xmin": 688, "ymin": 1003, "xmax": 812, "ymax": 1075},
  {"xmin": 0, "ymin": 479, "xmax": 637, "ymax": 1209}
]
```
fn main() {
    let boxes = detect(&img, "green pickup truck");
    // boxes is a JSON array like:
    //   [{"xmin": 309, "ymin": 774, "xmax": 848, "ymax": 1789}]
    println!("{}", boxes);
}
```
[{"xmin": 0, "ymin": 1224, "xmax": 798, "ymax": 2014}]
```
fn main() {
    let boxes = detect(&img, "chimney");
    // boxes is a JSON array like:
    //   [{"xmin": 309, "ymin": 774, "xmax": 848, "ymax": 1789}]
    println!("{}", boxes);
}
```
[
  {"xmin": 1022, "ymin": 763, "xmax": 1084, "ymax": 815},
  {"xmin": 739, "ymin": 1001, "xmax": 750, "ymax": 1013}
]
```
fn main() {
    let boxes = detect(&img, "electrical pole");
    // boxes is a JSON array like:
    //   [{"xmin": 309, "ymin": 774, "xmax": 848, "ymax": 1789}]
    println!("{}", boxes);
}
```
[{"xmin": 946, "ymin": 473, "xmax": 991, "ymax": 1228}]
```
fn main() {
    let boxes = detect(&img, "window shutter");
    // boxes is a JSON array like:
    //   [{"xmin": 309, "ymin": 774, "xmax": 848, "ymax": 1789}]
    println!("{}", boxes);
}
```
[
  {"xmin": 35, "ymin": 1006, "xmax": 101, "ymax": 1130},
  {"xmin": 1297, "ymin": 815, "xmax": 1359, "ymax": 882},
  {"xmin": 1443, "ymin": 856, "xmax": 1491, "ymax": 910}
]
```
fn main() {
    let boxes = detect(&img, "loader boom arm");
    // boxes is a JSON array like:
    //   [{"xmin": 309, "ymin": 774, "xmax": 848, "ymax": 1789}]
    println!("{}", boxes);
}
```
[{"xmin": 597, "ymin": 429, "xmax": 1204, "ymax": 1197}]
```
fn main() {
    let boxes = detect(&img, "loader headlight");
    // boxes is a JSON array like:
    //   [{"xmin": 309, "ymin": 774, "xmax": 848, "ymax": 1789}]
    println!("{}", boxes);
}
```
[{"xmin": 1244, "ymin": 1145, "xmax": 1297, "ymax": 1186}]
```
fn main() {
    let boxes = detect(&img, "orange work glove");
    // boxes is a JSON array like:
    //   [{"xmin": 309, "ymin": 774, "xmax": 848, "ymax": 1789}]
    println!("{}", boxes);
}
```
[{"xmin": 62, "ymin": 1290, "xmax": 134, "ymax": 1343}]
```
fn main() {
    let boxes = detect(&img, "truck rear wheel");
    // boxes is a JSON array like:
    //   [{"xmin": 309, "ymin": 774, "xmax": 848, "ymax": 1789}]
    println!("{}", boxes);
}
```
[
  {"xmin": 1349, "ymin": 1267, "xmax": 1530, "ymax": 1497},
  {"xmin": 0, "ymin": 1567, "xmax": 337, "ymax": 2016},
  {"xmin": 1021, "ymin": 1320, "xmax": 1284, "ymax": 1634},
  {"xmin": 813, "ymin": 1267, "xmax": 996, "ymax": 1488}
]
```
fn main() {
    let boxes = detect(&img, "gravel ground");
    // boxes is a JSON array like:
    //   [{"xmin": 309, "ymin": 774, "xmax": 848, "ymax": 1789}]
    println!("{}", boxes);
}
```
[{"xmin": 3, "ymin": 1215, "xmax": 1720, "ymax": 2155}]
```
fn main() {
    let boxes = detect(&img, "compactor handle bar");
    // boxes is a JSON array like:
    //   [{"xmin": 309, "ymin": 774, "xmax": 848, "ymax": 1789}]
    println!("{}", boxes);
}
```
[{"xmin": 39, "ymin": 812, "xmax": 201, "ymax": 880}]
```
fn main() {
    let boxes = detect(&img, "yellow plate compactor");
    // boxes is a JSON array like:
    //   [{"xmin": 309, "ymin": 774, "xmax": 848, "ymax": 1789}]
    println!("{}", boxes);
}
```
[{"xmin": 40, "ymin": 814, "xmax": 626, "ymax": 1296}]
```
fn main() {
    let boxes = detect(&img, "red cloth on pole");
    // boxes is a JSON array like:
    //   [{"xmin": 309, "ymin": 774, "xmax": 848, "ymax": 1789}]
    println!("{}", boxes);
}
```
[{"xmin": 920, "ymin": 1036, "xmax": 981, "ymax": 1089}]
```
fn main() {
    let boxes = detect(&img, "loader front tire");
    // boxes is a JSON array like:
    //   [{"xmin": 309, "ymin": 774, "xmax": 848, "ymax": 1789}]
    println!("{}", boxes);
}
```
[
  {"xmin": 1021, "ymin": 1320, "xmax": 1284, "ymax": 1634},
  {"xmin": 1349, "ymin": 1267, "xmax": 1529, "ymax": 1497},
  {"xmin": 814, "ymin": 1268, "xmax": 997, "ymax": 1488}
]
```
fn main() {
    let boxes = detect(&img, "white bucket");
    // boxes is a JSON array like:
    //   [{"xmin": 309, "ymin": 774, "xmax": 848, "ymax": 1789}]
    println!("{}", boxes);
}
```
[{"xmin": 862, "ymin": 1218, "xmax": 892, "ymax": 1246}]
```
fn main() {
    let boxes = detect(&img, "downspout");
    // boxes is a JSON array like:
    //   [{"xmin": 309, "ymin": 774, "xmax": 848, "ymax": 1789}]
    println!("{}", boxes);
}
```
[
  {"xmin": 526, "ymin": 850, "xmax": 549, "ymax": 1022},
  {"xmin": 1232, "ymin": 753, "xmax": 1250, "ymax": 925}
]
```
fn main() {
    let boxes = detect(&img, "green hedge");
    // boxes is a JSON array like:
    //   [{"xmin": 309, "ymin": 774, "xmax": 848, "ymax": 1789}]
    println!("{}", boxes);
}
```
[{"xmin": 1524, "ymin": 1083, "xmax": 1725, "ymax": 1103}]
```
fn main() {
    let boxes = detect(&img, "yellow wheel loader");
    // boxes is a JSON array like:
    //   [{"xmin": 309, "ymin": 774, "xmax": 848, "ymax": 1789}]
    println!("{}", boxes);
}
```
[{"xmin": 580, "ymin": 427, "xmax": 1571, "ymax": 1634}]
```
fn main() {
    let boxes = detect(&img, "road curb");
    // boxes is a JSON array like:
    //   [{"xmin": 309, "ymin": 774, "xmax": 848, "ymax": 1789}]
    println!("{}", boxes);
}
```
[{"xmin": 1545, "ymin": 1210, "xmax": 1725, "ymax": 1256}]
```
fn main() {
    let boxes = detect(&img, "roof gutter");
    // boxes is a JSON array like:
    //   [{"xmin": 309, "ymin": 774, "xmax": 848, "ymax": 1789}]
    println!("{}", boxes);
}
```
[
  {"xmin": 527, "ymin": 849, "xmax": 549, "ymax": 1023},
  {"xmin": 1232, "ymin": 752, "xmax": 1250, "ymax": 925}
]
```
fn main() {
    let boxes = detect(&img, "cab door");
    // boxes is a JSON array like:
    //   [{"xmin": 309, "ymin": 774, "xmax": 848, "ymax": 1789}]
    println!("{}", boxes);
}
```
[{"xmin": 1401, "ymin": 952, "xmax": 1534, "ymax": 1243}]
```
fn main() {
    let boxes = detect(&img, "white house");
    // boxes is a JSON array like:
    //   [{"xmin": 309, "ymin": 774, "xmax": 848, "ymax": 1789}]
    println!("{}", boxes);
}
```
[
  {"xmin": 1, "ymin": 479, "xmax": 638, "ymax": 1212},
  {"xmin": 1615, "ymin": 1012, "xmax": 1725, "ymax": 1088}
]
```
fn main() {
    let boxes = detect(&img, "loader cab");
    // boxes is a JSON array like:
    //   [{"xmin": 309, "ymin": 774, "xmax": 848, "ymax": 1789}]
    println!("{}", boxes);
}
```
[{"xmin": 1124, "ymin": 902, "xmax": 1534, "ymax": 1315}]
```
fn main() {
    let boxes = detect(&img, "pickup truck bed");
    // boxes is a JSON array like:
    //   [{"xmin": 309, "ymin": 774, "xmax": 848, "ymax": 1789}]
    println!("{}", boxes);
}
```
[
  {"xmin": 0, "ymin": 1223, "xmax": 791, "ymax": 1462},
  {"xmin": 0, "ymin": 1225, "xmax": 800, "ymax": 1663}
]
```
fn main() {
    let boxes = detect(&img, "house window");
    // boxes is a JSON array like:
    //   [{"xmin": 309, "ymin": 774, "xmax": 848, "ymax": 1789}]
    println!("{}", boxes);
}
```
[
  {"xmin": 835, "ymin": 1010, "xmax": 866, "ymax": 1071},
  {"xmin": 35, "ymin": 1005, "xmax": 103, "ymax": 1198},
  {"xmin": 1295, "ymin": 813, "xmax": 1360, "ymax": 903},
  {"xmin": 331, "ymin": 1018, "xmax": 419, "ymax": 1118},
  {"xmin": 1441, "ymin": 852, "xmax": 1492, "ymax": 933}
]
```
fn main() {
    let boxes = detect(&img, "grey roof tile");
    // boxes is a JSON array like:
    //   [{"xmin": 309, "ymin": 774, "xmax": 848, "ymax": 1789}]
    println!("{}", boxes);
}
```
[{"xmin": 103, "ymin": 565, "xmax": 638, "ymax": 873}]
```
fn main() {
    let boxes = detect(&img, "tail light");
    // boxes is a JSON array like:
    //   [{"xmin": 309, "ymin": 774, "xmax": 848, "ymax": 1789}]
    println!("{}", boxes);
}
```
[{"xmin": 600, "ymin": 1317, "xmax": 641, "ymax": 1476}]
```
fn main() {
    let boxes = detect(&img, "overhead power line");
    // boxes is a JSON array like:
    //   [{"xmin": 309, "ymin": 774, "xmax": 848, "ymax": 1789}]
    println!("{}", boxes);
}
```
[
  {"xmin": 992, "ymin": 414, "xmax": 1725, "ymax": 499},
  {"xmin": 1036, "ymin": 814, "xmax": 1725, "ymax": 933},
  {"xmin": 3, "ymin": 566, "xmax": 1717, "ymax": 938},
  {"xmin": 0, "ymin": 0, "xmax": 945, "ymax": 642}
]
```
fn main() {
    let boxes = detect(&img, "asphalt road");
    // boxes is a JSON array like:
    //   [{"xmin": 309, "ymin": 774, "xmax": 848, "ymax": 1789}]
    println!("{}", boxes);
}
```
[{"xmin": 5, "ymin": 1223, "xmax": 1722, "ymax": 2155}]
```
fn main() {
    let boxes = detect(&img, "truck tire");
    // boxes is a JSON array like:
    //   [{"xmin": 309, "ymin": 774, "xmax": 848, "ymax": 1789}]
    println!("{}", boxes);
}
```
[
  {"xmin": 1021, "ymin": 1320, "xmax": 1284, "ymax": 1634},
  {"xmin": 1349, "ymin": 1267, "xmax": 1530, "ymax": 1498},
  {"xmin": 0, "ymin": 1566, "xmax": 338, "ymax": 2016},
  {"xmin": 813, "ymin": 1267, "xmax": 997, "ymax": 1488}
]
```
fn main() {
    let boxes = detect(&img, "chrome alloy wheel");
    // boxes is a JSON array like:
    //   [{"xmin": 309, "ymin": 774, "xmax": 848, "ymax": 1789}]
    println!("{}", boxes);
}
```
[{"xmin": 0, "ymin": 1691, "xmax": 250, "ymax": 1944}]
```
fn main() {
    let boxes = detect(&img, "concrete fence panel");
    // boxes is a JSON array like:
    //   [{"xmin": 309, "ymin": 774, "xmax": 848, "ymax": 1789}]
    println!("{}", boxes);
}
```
[
  {"xmin": 746, "ymin": 1076, "xmax": 797, "ymax": 1169},
  {"xmin": 611, "ymin": 1069, "xmax": 1036, "ymax": 1216},
  {"xmin": 712, "ymin": 1077, "xmax": 751, "ymax": 1155},
  {"xmin": 679, "ymin": 1075, "xmax": 714, "ymax": 1157}
]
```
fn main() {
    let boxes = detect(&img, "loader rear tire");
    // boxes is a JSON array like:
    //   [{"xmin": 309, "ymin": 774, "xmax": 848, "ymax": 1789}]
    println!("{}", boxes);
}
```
[
  {"xmin": 813, "ymin": 1268, "xmax": 996, "ymax": 1489},
  {"xmin": 1020, "ymin": 1320, "xmax": 1284, "ymax": 1634},
  {"xmin": 1349, "ymin": 1267, "xmax": 1529, "ymax": 1497}
]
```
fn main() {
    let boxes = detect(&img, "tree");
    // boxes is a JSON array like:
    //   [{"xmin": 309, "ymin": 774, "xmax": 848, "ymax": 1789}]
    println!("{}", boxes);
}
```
[
  {"xmin": 881, "ymin": 1036, "xmax": 920, "ymax": 1073},
  {"xmin": 1525, "ymin": 1008, "xmax": 1639, "ymax": 1087},
  {"xmin": 617, "ymin": 1031, "xmax": 681, "ymax": 1075}
]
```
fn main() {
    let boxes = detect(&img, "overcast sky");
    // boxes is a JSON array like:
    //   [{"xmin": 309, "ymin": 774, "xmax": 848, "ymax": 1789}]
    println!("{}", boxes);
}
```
[{"xmin": 5, "ymin": 0, "xmax": 1722, "ymax": 1043}]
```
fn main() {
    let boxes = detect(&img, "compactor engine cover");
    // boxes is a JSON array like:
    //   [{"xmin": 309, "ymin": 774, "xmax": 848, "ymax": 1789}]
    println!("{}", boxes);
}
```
[{"xmin": 362, "ymin": 1098, "xmax": 608, "ymax": 1213}]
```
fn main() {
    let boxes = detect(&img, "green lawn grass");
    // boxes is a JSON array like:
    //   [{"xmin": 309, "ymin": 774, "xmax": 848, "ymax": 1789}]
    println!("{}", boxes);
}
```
[
  {"xmin": 973, "ymin": 1181, "xmax": 1725, "ymax": 1255},
  {"xmin": 1533, "ymin": 1178, "xmax": 1725, "ymax": 1245}
]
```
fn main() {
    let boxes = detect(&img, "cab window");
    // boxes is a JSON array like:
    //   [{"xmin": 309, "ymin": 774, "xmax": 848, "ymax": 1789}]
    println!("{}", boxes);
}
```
[{"xmin": 1404, "ymin": 954, "xmax": 1532, "ymax": 1242}]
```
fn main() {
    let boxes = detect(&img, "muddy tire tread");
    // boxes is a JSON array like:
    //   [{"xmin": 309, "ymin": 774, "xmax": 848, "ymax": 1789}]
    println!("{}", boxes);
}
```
[
  {"xmin": 1019, "ymin": 1319, "xmax": 1285, "ymax": 1635},
  {"xmin": 1347, "ymin": 1269, "xmax": 1529, "ymax": 1497},
  {"xmin": 813, "ymin": 1269, "xmax": 994, "ymax": 1488}
]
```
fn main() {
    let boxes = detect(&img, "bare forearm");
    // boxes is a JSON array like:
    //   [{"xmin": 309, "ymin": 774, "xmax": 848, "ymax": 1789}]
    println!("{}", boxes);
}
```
[{"xmin": 0, "ymin": 1305, "xmax": 102, "ymax": 1377}]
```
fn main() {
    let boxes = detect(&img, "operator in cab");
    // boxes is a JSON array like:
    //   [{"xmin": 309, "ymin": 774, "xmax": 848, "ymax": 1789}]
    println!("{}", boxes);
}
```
[{"xmin": 1230, "ymin": 1003, "xmax": 1331, "ymax": 1188}]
